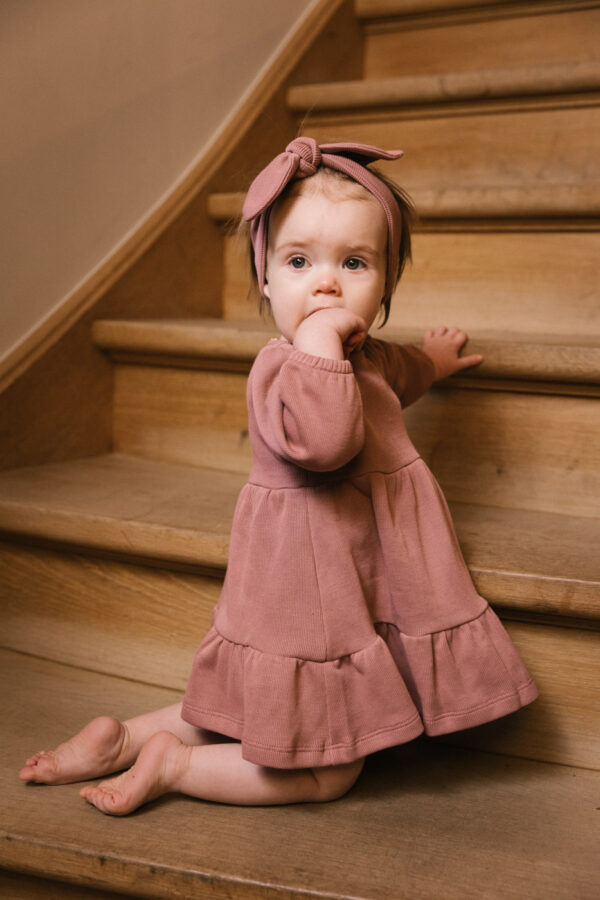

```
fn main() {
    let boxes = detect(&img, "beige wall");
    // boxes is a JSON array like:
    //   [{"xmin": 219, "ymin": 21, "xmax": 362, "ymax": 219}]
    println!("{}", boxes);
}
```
[{"xmin": 0, "ymin": 0, "xmax": 312, "ymax": 361}]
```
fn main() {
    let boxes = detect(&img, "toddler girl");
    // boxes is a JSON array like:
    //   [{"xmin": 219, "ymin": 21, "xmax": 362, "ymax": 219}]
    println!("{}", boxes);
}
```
[{"xmin": 19, "ymin": 137, "xmax": 538, "ymax": 813}]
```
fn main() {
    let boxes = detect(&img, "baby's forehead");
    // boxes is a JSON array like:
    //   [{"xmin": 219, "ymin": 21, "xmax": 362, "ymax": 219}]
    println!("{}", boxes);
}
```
[
  {"xmin": 288, "ymin": 170, "xmax": 374, "ymax": 203},
  {"xmin": 270, "ymin": 176, "xmax": 385, "ymax": 230}
]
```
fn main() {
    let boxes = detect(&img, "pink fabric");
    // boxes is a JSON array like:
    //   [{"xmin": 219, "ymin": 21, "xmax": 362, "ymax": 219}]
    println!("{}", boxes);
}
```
[
  {"xmin": 182, "ymin": 338, "xmax": 538, "ymax": 768},
  {"xmin": 242, "ymin": 137, "xmax": 404, "ymax": 308}
]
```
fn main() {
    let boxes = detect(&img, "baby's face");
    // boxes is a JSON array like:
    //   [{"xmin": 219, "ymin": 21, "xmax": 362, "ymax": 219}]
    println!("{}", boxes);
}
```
[{"xmin": 264, "ymin": 187, "xmax": 387, "ymax": 345}]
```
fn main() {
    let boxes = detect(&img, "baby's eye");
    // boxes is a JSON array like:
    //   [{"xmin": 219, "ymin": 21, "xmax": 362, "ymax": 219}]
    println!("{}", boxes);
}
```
[
  {"xmin": 344, "ymin": 257, "xmax": 366, "ymax": 271},
  {"xmin": 289, "ymin": 256, "xmax": 307, "ymax": 269}
]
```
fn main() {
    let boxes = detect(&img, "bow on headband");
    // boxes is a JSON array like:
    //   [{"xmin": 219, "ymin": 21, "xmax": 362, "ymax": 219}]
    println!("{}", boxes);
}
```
[{"xmin": 242, "ymin": 137, "xmax": 404, "ymax": 307}]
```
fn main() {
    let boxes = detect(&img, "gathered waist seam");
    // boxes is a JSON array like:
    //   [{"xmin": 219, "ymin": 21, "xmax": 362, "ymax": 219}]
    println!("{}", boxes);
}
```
[{"xmin": 248, "ymin": 454, "xmax": 422, "ymax": 491}]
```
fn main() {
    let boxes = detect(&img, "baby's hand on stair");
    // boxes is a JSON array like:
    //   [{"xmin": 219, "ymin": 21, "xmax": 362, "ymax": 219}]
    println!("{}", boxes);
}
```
[{"xmin": 422, "ymin": 326, "xmax": 483, "ymax": 381}]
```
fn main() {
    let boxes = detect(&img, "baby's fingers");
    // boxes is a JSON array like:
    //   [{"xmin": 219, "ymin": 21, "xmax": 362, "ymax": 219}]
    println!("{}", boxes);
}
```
[{"xmin": 455, "ymin": 352, "xmax": 484, "ymax": 371}]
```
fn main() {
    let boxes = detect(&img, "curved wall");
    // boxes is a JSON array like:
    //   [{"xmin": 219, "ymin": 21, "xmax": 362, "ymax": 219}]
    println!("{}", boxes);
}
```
[{"xmin": 0, "ymin": 0, "xmax": 312, "ymax": 361}]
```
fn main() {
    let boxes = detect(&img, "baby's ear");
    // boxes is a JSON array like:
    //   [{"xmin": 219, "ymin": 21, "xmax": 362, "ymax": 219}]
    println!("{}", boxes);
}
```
[{"xmin": 263, "ymin": 280, "xmax": 270, "ymax": 301}]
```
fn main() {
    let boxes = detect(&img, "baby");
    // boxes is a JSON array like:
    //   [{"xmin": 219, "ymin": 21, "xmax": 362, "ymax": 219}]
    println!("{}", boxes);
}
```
[{"xmin": 20, "ymin": 138, "xmax": 537, "ymax": 813}]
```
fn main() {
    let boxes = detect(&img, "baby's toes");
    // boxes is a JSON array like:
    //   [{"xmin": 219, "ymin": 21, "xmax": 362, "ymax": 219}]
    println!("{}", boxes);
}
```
[
  {"xmin": 24, "ymin": 752, "xmax": 44, "ymax": 767},
  {"xmin": 80, "ymin": 784, "xmax": 106, "ymax": 807},
  {"xmin": 81, "ymin": 783, "xmax": 126, "ymax": 816},
  {"xmin": 19, "ymin": 751, "xmax": 56, "ymax": 782}
]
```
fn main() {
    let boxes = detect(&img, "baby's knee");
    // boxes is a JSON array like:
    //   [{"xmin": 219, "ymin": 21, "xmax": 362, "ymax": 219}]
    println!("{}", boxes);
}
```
[{"xmin": 311, "ymin": 758, "xmax": 364, "ymax": 802}]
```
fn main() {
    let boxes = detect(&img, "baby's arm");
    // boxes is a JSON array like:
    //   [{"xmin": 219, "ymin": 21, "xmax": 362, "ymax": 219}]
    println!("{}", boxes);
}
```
[
  {"xmin": 250, "ymin": 340, "xmax": 365, "ymax": 471},
  {"xmin": 422, "ymin": 326, "xmax": 483, "ymax": 381}
]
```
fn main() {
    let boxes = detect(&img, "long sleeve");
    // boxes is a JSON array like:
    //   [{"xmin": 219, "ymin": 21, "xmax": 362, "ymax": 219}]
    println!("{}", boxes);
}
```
[
  {"xmin": 363, "ymin": 338, "xmax": 436, "ymax": 408},
  {"xmin": 248, "ymin": 344, "xmax": 365, "ymax": 472}
]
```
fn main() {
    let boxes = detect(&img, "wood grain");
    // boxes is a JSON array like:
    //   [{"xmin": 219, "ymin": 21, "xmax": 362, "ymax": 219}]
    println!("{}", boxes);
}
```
[
  {"xmin": 362, "ymin": 6, "xmax": 600, "ymax": 78},
  {"xmin": 95, "ymin": 317, "xmax": 600, "ymax": 384},
  {"xmin": 2, "ymin": 649, "xmax": 598, "ymax": 899},
  {"xmin": 0, "ymin": 455, "xmax": 246, "ymax": 569},
  {"xmin": 0, "ymin": 455, "xmax": 597, "ymax": 620},
  {"xmin": 305, "ymin": 106, "xmax": 600, "ymax": 193},
  {"xmin": 113, "ymin": 365, "xmax": 253, "ymax": 473},
  {"xmin": 393, "ymin": 230, "xmax": 600, "ymax": 337},
  {"xmin": 289, "ymin": 61, "xmax": 600, "ymax": 111},
  {"xmin": 0, "ymin": 542, "xmax": 217, "ymax": 690},
  {"xmin": 110, "ymin": 355, "xmax": 600, "ymax": 517},
  {"xmin": 1, "ymin": 548, "xmax": 597, "ymax": 768},
  {"xmin": 211, "ymin": 183, "xmax": 600, "ymax": 222},
  {"xmin": 405, "ymin": 388, "xmax": 600, "ymax": 517}
]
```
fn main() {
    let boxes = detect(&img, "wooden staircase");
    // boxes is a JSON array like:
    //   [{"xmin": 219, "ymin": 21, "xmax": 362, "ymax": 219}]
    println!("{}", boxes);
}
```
[{"xmin": 1, "ymin": 2, "xmax": 598, "ymax": 897}]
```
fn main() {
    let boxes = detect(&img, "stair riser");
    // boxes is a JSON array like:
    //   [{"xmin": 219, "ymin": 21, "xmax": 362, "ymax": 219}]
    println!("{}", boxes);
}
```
[
  {"xmin": 363, "ymin": 7, "xmax": 600, "ymax": 79},
  {"xmin": 405, "ymin": 389, "xmax": 600, "ymax": 518},
  {"xmin": 1, "ymin": 542, "xmax": 596, "ymax": 770},
  {"xmin": 1, "ymin": 542, "xmax": 218, "ymax": 691},
  {"xmin": 112, "ymin": 365, "xmax": 600, "ymax": 518},
  {"xmin": 440, "ymin": 618, "xmax": 599, "ymax": 771},
  {"xmin": 114, "ymin": 366, "xmax": 252, "ymax": 474},
  {"xmin": 304, "ymin": 106, "xmax": 599, "ymax": 193},
  {"xmin": 222, "ymin": 231, "xmax": 600, "ymax": 338}
]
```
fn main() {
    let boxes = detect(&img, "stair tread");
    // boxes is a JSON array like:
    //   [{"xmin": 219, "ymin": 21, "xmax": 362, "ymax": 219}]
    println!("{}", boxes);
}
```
[
  {"xmin": 94, "ymin": 317, "xmax": 600, "ymax": 385},
  {"xmin": 288, "ymin": 60, "xmax": 600, "ymax": 111},
  {"xmin": 2, "ymin": 648, "xmax": 597, "ymax": 900},
  {"xmin": 208, "ymin": 182, "xmax": 600, "ymax": 221},
  {"xmin": 0, "ymin": 453, "xmax": 597, "ymax": 619},
  {"xmin": 0, "ymin": 454, "xmax": 245, "ymax": 570}
]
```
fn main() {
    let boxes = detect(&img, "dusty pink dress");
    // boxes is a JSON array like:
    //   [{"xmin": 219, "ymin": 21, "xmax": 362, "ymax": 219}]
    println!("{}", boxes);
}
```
[{"xmin": 182, "ymin": 337, "xmax": 538, "ymax": 768}]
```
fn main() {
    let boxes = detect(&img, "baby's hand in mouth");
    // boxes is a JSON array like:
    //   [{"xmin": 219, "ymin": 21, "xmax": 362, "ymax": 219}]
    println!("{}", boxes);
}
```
[{"xmin": 295, "ymin": 307, "xmax": 368, "ymax": 360}]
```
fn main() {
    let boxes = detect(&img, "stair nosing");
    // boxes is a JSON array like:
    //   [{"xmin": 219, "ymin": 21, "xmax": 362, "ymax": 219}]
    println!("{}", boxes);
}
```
[
  {"xmin": 207, "ymin": 185, "xmax": 600, "ymax": 222},
  {"xmin": 287, "ymin": 61, "xmax": 600, "ymax": 112},
  {"xmin": 92, "ymin": 319, "xmax": 600, "ymax": 386}
]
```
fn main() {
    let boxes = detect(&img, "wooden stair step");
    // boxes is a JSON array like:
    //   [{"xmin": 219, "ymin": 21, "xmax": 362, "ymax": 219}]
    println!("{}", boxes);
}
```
[
  {"xmin": 0, "ymin": 652, "xmax": 598, "ymax": 900},
  {"xmin": 0, "ymin": 453, "xmax": 597, "ymax": 622},
  {"xmin": 1, "ymin": 459, "xmax": 596, "ymax": 769},
  {"xmin": 0, "ymin": 538, "xmax": 220, "ymax": 691},
  {"xmin": 93, "ymin": 317, "xmax": 278, "ymax": 369},
  {"xmin": 105, "ymin": 369, "xmax": 599, "ymax": 514},
  {"xmin": 0, "ymin": 453, "xmax": 245, "ymax": 571},
  {"xmin": 357, "ymin": 3, "xmax": 600, "ymax": 81},
  {"xmin": 92, "ymin": 320, "xmax": 600, "ymax": 518},
  {"xmin": 93, "ymin": 318, "xmax": 600, "ymax": 386},
  {"xmin": 208, "ymin": 183, "xmax": 600, "ymax": 222},
  {"xmin": 302, "ymin": 106, "xmax": 599, "ymax": 197},
  {"xmin": 2, "ymin": 649, "xmax": 598, "ymax": 900},
  {"xmin": 288, "ymin": 61, "xmax": 600, "ymax": 112}
]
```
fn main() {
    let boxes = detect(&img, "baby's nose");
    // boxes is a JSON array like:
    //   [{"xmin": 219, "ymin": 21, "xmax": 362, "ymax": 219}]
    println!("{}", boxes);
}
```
[{"xmin": 312, "ymin": 269, "xmax": 340, "ymax": 295}]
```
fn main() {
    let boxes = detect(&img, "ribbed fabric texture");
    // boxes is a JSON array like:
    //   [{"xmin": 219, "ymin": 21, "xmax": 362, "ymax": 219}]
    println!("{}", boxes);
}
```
[{"xmin": 182, "ymin": 337, "xmax": 538, "ymax": 768}]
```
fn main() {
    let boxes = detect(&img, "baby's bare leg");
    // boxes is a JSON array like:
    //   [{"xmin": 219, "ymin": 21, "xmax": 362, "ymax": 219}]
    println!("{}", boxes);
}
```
[
  {"xmin": 19, "ymin": 703, "xmax": 218, "ymax": 785},
  {"xmin": 81, "ymin": 731, "xmax": 364, "ymax": 815}
]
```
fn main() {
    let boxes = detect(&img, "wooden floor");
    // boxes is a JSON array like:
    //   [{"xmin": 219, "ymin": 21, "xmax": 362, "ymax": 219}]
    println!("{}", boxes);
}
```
[{"xmin": 1, "ymin": 649, "xmax": 598, "ymax": 900}]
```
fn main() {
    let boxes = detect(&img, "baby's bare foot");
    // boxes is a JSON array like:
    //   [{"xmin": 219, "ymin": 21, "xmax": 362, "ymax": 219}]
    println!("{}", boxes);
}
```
[
  {"xmin": 80, "ymin": 731, "xmax": 185, "ymax": 816},
  {"xmin": 19, "ymin": 716, "xmax": 130, "ymax": 785}
]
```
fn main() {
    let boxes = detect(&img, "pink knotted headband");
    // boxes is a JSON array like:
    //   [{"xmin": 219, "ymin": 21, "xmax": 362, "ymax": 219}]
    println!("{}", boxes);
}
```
[{"xmin": 242, "ymin": 137, "xmax": 404, "ymax": 307}]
